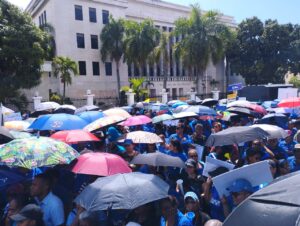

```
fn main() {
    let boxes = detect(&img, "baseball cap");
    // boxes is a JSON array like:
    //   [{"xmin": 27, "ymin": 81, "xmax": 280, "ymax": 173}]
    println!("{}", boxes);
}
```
[
  {"xmin": 123, "ymin": 139, "xmax": 133, "ymax": 146},
  {"xmin": 184, "ymin": 191, "xmax": 199, "ymax": 202},
  {"xmin": 227, "ymin": 179, "xmax": 253, "ymax": 193},
  {"xmin": 185, "ymin": 159, "xmax": 197, "ymax": 168},
  {"xmin": 10, "ymin": 204, "xmax": 43, "ymax": 222}
]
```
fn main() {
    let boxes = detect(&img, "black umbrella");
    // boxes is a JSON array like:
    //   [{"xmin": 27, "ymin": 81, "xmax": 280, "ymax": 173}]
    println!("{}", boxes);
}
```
[
  {"xmin": 206, "ymin": 126, "xmax": 269, "ymax": 146},
  {"xmin": 227, "ymin": 107, "xmax": 258, "ymax": 117},
  {"xmin": 224, "ymin": 172, "xmax": 300, "ymax": 226},
  {"xmin": 30, "ymin": 110, "xmax": 52, "ymax": 118},
  {"xmin": 201, "ymin": 98, "xmax": 218, "ymax": 107},
  {"xmin": 0, "ymin": 127, "xmax": 14, "ymax": 144},
  {"xmin": 53, "ymin": 105, "xmax": 76, "ymax": 114}
]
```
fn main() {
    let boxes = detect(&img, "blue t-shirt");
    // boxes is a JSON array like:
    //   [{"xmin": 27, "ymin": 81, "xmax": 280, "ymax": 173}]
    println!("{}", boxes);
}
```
[
  {"xmin": 279, "ymin": 140, "xmax": 297, "ymax": 153},
  {"xmin": 160, "ymin": 210, "xmax": 193, "ymax": 226},
  {"xmin": 288, "ymin": 156, "xmax": 300, "ymax": 172},
  {"xmin": 166, "ymin": 151, "xmax": 188, "ymax": 162},
  {"xmin": 266, "ymin": 145, "xmax": 288, "ymax": 159},
  {"xmin": 169, "ymin": 134, "xmax": 192, "ymax": 153}
]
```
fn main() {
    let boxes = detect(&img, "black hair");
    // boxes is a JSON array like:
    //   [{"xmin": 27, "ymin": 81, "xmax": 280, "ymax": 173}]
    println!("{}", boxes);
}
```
[
  {"xmin": 170, "ymin": 139, "xmax": 183, "ymax": 153},
  {"xmin": 35, "ymin": 173, "xmax": 53, "ymax": 191}
]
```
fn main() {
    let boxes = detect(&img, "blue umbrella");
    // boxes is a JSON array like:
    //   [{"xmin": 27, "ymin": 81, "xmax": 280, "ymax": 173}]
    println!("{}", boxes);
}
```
[
  {"xmin": 172, "ymin": 101, "xmax": 188, "ymax": 109},
  {"xmin": 79, "ymin": 111, "xmax": 105, "ymax": 123},
  {"xmin": 182, "ymin": 105, "xmax": 217, "ymax": 116},
  {"xmin": 262, "ymin": 101, "xmax": 278, "ymax": 109},
  {"xmin": 29, "ymin": 114, "xmax": 88, "ymax": 131},
  {"xmin": 258, "ymin": 113, "xmax": 288, "ymax": 129},
  {"xmin": 0, "ymin": 169, "xmax": 25, "ymax": 188}
]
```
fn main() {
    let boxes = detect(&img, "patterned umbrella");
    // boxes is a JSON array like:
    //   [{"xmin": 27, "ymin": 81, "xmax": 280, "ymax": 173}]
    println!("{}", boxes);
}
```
[
  {"xmin": 103, "ymin": 108, "xmax": 131, "ymax": 119},
  {"xmin": 120, "ymin": 115, "xmax": 152, "ymax": 126},
  {"xmin": 9, "ymin": 131, "xmax": 32, "ymax": 139},
  {"xmin": 152, "ymin": 114, "xmax": 174, "ymax": 124},
  {"xmin": 4, "ymin": 121, "xmax": 31, "ymax": 131},
  {"xmin": 0, "ymin": 137, "xmax": 79, "ymax": 169},
  {"xmin": 84, "ymin": 115, "xmax": 126, "ymax": 132},
  {"xmin": 120, "ymin": 131, "xmax": 162, "ymax": 144}
]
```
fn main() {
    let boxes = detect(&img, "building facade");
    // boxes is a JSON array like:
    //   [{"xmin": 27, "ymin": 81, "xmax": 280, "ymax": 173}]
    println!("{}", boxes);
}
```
[{"xmin": 25, "ymin": 0, "xmax": 236, "ymax": 102}]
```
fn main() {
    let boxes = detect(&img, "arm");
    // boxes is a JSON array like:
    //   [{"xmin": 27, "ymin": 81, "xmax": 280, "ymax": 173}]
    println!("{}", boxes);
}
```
[
  {"xmin": 202, "ymin": 177, "xmax": 212, "ymax": 203},
  {"xmin": 263, "ymin": 145, "xmax": 275, "ymax": 158},
  {"xmin": 220, "ymin": 195, "xmax": 231, "ymax": 218}
]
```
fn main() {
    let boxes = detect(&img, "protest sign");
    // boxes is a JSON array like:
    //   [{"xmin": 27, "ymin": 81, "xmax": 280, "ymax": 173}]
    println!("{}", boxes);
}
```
[
  {"xmin": 278, "ymin": 88, "xmax": 298, "ymax": 100},
  {"xmin": 3, "ymin": 112, "xmax": 22, "ymax": 122},
  {"xmin": 193, "ymin": 144, "xmax": 204, "ymax": 161},
  {"xmin": 203, "ymin": 156, "xmax": 235, "ymax": 177},
  {"xmin": 212, "ymin": 160, "xmax": 273, "ymax": 197}
]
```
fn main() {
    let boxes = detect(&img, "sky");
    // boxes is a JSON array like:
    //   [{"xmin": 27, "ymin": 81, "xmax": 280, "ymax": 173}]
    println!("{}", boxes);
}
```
[{"xmin": 7, "ymin": 0, "xmax": 300, "ymax": 24}]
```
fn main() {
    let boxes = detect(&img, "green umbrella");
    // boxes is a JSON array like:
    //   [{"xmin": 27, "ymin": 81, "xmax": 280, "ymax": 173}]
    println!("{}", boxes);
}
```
[
  {"xmin": 9, "ymin": 131, "xmax": 32, "ymax": 139},
  {"xmin": 152, "ymin": 114, "xmax": 174, "ymax": 124},
  {"xmin": 0, "ymin": 137, "xmax": 79, "ymax": 169}
]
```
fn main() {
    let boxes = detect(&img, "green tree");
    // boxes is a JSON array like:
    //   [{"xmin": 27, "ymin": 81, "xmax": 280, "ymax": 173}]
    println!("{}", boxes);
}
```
[
  {"xmin": 173, "ymin": 6, "xmax": 230, "ymax": 93},
  {"xmin": 0, "ymin": 0, "xmax": 49, "ymax": 108},
  {"xmin": 121, "ymin": 77, "xmax": 149, "ymax": 102},
  {"xmin": 39, "ymin": 23, "xmax": 56, "ymax": 60},
  {"xmin": 100, "ymin": 17, "xmax": 125, "ymax": 101},
  {"xmin": 52, "ymin": 56, "xmax": 78, "ymax": 103},
  {"xmin": 149, "ymin": 32, "xmax": 170, "ymax": 89},
  {"xmin": 123, "ymin": 19, "xmax": 160, "ymax": 76},
  {"xmin": 289, "ymin": 76, "xmax": 300, "ymax": 88}
]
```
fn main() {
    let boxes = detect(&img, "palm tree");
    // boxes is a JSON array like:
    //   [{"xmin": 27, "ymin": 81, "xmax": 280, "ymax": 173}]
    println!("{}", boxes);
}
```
[
  {"xmin": 121, "ymin": 77, "xmax": 149, "ymax": 102},
  {"xmin": 52, "ymin": 56, "xmax": 78, "ymax": 103},
  {"xmin": 123, "ymin": 19, "xmax": 160, "ymax": 76},
  {"xmin": 173, "ymin": 5, "xmax": 230, "ymax": 94},
  {"xmin": 40, "ymin": 23, "xmax": 56, "ymax": 60},
  {"xmin": 100, "ymin": 17, "xmax": 125, "ymax": 101},
  {"xmin": 149, "ymin": 32, "xmax": 170, "ymax": 89}
]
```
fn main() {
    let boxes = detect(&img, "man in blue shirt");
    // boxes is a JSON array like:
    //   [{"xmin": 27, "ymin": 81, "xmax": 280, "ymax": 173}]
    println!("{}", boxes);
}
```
[
  {"xmin": 288, "ymin": 144, "xmax": 300, "ymax": 172},
  {"xmin": 169, "ymin": 123, "xmax": 192, "ymax": 153},
  {"xmin": 279, "ymin": 131, "xmax": 297, "ymax": 156},
  {"xmin": 30, "ymin": 173, "xmax": 64, "ymax": 226},
  {"xmin": 267, "ymin": 138, "xmax": 288, "ymax": 160}
]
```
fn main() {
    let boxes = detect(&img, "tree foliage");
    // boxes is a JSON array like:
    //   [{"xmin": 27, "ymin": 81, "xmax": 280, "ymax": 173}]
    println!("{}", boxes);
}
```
[{"xmin": 121, "ymin": 77, "xmax": 150, "ymax": 102}]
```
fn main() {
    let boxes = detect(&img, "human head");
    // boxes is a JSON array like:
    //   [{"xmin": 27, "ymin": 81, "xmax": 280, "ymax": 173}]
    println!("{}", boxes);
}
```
[
  {"xmin": 160, "ymin": 196, "xmax": 178, "ymax": 219},
  {"xmin": 246, "ymin": 148, "xmax": 262, "ymax": 164},
  {"xmin": 267, "ymin": 138, "xmax": 278, "ymax": 148},
  {"xmin": 106, "ymin": 127, "xmax": 121, "ymax": 142},
  {"xmin": 195, "ymin": 124, "xmax": 204, "ymax": 134},
  {"xmin": 10, "ymin": 204, "xmax": 44, "ymax": 226},
  {"xmin": 185, "ymin": 159, "xmax": 197, "ymax": 175},
  {"xmin": 188, "ymin": 149, "xmax": 198, "ymax": 162},
  {"xmin": 184, "ymin": 192, "xmax": 199, "ymax": 212},
  {"xmin": 213, "ymin": 122, "xmax": 222, "ymax": 133},
  {"xmin": 278, "ymin": 159, "xmax": 290, "ymax": 176},
  {"xmin": 30, "ymin": 173, "xmax": 52, "ymax": 199},
  {"xmin": 170, "ymin": 139, "xmax": 183, "ymax": 153},
  {"xmin": 123, "ymin": 139, "xmax": 134, "ymax": 153},
  {"xmin": 7, "ymin": 195, "xmax": 27, "ymax": 218},
  {"xmin": 294, "ymin": 144, "xmax": 300, "ymax": 161},
  {"xmin": 284, "ymin": 130, "xmax": 293, "ymax": 143},
  {"xmin": 176, "ymin": 123, "xmax": 184, "ymax": 135},
  {"xmin": 227, "ymin": 179, "xmax": 253, "ymax": 205}
]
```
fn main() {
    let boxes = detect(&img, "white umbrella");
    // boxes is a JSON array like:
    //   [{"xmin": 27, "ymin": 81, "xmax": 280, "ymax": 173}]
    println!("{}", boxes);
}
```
[
  {"xmin": 250, "ymin": 124, "xmax": 288, "ymax": 139},
  {"xmin": 1, "ymin": 106, "xmax": 14, "ymax": 114},
  {"xmin": 227, "ymin": 100, "xmax": 251, "ymax": 108},
  {"xmin": 120, "ymin": 131, "xmax": 162, "ymax": 144},
  {"xmin": 36, "ymin": 102, "xmax": 60, "ymax": 111},
  {"xmin": 173, "ymin": 112, "xmax": 198, "ymax": 119},
  {"xmin": 172, "ymin": 105, "xmax": 189, "ymax": 113}
]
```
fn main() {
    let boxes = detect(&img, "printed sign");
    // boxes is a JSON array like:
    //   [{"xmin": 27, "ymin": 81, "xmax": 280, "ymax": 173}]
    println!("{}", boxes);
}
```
[
  {"xmin": 3, "ymin": 112, "xmax": 22, "ymax": 122},
  {"xmin": 228, "ymin": 83, "xmax": 243, "ymax": 92},
  {"xmin": 202, "ymin": 156, "xmax": 235, "ymax": 177}
]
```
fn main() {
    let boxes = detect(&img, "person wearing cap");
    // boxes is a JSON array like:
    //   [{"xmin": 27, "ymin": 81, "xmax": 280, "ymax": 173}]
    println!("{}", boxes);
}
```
[
  {"xmin": 121, "ymin": 139, "xmax": 139, "ymax": 163},
  {"xmin": 191, "ymin": 124, "xmax": 207, "ymax": 146},
  {"xmin": 184, "ymin": 192, "xmax": 210, "ymax": 226},
  {"xmin": 106, "ymin": 127, "xmax": 125, "ymax": 154},
  {"xmin": 288, "ymin": 143, "xmax": 300, "ymax": 172},
  {"xmin": 10, "ymin": 204, "xmax": 45, "ymax": 226},
  {"xmin": 187, "ymin": 149, "xmax": 204, "ymax": 174},
  {"xmin": 30, "ymin": 173, "xmax": 64, "ymax": 226},
  {"xmin": 169, "ymin": 123, "xmax": 192, "ymax": 153}
]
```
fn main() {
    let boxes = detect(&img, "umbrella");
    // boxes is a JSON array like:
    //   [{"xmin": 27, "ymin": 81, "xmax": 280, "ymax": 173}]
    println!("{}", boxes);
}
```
[
  {"xmin": 168, "ymin": 100, "xmax": 181, "ymax": 107},
  {"xmin": 223, "ymin": 172, "xmax": 300, "ymax": 226},
  {"xmin": 103, "ymin": 108, "xmax": 131, "ymax": 119},
  {"xmin": 181, "ymin": 105, "xmax": 217, "ymax": 116},
  {"xmin": 0, "ymin": 169, "xmax": 26, "ymax": 188},
  {"xmin": 0, "ymin": 137, "xmax": 79, "ymax": 169},
  {"xmin": 30, "ymin": 110, "xmax": 52, "ymax": 118},
  {"xmin": 29, "ymin": 114, "xmax": 88, "ymax": 131},
  {"xmin": 9, "ymin": 131, "xmax": 32, "ymax": 139},
  {"xmin": 120, "ymin": 115, "xmax": 152, "ymax": 127},
  {"xmin": 221, "ymin": 112, "xmax": 239, "ymax": 122},
  {"xmin": 278, "ymin": 97, "xmax": 300, "ymax": 108},
  {"xmin": 131, "ymin": 152, "xmax": 185, "ymax": 168},
  {"xmin": 248, "ymin": 104, "xmax": 267, "ymax": 115},
  {"xmin": 206, "ymin": 126, "xmax": 269, "ymax": 147},
  {"xmin": 120, "ymin": 131, "xmax": 162, "ymax": 144},
  {"xmin": 186, "ymin": 99, "xmax": 200, "ymax": 105},
  {"xmin": 51, "ymin": 130, "xmax": 100, "ymax": 144},
  {"xmin": 173, "ymin": 112, "xmax": 198, "ymax": 119},
  {"xmin": 262, "ymin": 101, "xmax": 278, "ymax": 109},
  {"xmin": 172, "ymin": 105, "xmax": 189, "ymax": 113},
  {"xmin": 201, "ymin": 98, "xmax": 218, "ymax": 106},
  {"xmin": 152, "ymin": 114, "xmax": 174, "ymax": 124},
  {"xmin": 227, "ymin": 107, "xmax": 258, "ymax": 117},
  {"xmin": 0, "ymin": 126, "xmax": 14, "ymax": 143},
  {"xmin": 121, "ymin": 106, "xmax": 133, "ymax": 113},
  {"xmin": 78, "ymin": 111, "xmax": 105, "ymax": 123},
  {"xmin": 36, "ymin": 102, "xmax": 60, "ymax": 111},
  {"xmin": 258, "ymin": 113, "xmax": 288, "ymax": 128},
  {"xmin": 250, "ymin": 124, "xmax": 288, "ymax": 139},
  {"xmin": 227, "ymin": 100, "xmax": 252, "ymax": 108},
  {"xmin": 148, "ymin": 103, "xmax": 169, "ymax": 113},
  {"xmin": 4, "ymin": 121, "xmax": 31, "ymax": 131},
  {"xmin": 84, "ymin": 115, "xmax": 126, "ymax": 132},
  {"xmin": 53, "ymin": 105, "xmax": 77, "ymax": 114},
  {"xmin": 172, "ymin": 101, "xmax": 188, "ymax": 109},
  {"xmin": 75, "ymin": 105, "xmax": 100, "ymax": 115},
  {"xmin": 72, "ymin": 152, "xmax": 131, "ymax": 176},
  {"xmin": 1, "ymin": 105, "xmax": 14, "ymax": 114},
  {"xmin": 75, "ymin": 172, "xmax": 169, "ymax": 210}
]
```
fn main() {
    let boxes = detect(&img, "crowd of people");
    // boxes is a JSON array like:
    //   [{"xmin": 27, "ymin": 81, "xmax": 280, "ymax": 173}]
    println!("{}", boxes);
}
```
[{"xmin": 1, "ymin": 103, "xmax": 300, "ymax": 226}]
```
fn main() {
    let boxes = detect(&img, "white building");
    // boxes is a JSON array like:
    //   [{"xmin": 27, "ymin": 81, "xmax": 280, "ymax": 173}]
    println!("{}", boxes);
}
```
[{"xmin": 25, "ymin": 0, "xmax": 236, "ymax": 103}]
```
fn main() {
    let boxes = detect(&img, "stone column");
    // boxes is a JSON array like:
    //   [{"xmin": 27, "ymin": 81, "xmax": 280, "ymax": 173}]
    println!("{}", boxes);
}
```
[
  {"xmin": 188, "ymin": 89, "xmax": 197, "ymax": 101},
  {"xmin": 212, "ymin": 90, "xmax": 220, "ymax": 100},
  {"xmin": 126, "ymin": 89, "xmax": 135, "ymax": 106},
  {"xmin": 161, "ymin": 89, "xmax": 168, "ymax": 104},
  {"xmin": 85, "ymin": 90, "xmax": 95, "ymax": 106},
  {"xmin": 33, "ymin": 91, "xmax": 42, "ymax": 111}
]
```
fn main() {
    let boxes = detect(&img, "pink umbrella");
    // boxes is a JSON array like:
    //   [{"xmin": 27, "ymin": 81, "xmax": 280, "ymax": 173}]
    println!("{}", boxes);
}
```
[
  {"xmin": 120, "ymin": 115, "xmax": 152, "ymax": 126},
  {"xmin": 50, "ymin": 130, "xmax": 100, "ymax": 144},
  {"xmin": 72, "ymin": 152, "xmax": 132, "ymax": 176},
  {"xmin": 249, "ymin": 104, "xmax": 267, "ymax": 115}
]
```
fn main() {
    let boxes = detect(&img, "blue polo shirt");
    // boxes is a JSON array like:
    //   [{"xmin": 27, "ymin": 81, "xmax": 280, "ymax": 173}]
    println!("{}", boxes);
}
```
[
  {"xmin": 36, "ymin": 192, "xmax": 64, "ymax": 226},
  {"xmin": 160, "ymin": 210, "xmax": 193, "ymax": 226},
  {"xmin": 288, "ymin": 156, "xmax": 300, "ymax": 172},
  {"xmin": 169, "ymin": 134, "xmax": 192, "ymax": 153}
]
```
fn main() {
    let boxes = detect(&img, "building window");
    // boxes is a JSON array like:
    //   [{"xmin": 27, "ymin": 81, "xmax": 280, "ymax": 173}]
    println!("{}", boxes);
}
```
[
  {"xmin": 78, "ymin": 61, "xmax": 86, "ymax": 75},
  {"xmin": 89, "ymin": 8, "xmax": 97, "ymax": 23},
  {"xmin": 157, "ymin": 64, "xmax": 161, "ymax": 76},
  {"xmin": 149, "ymin": 66, "xmax": 154, "ymax": 77},
  {"xmin": 41, "ymin": 14, "xmax": 44, "ymax": 25},
  {"xmin": 90, "ymin": 35, "xmax": 98, "ymax": 49},
  {"xmin": 162, "ymin": 26, "xmax": 167, "ymax": 32},
  {"xmin": 77, "ymin": 33, "xmax": 85, "ymax": 48},
  {"xmin": 102, "ymin": 10, "xmax": 109, "ymax": 24},
  {"xmin": 179, "ymin": 88, "xmax": 183, "ymax": 96},
  {"xmin": 170, "ymin": 67, "xmax": 174, "ymax": 77},
  {"xmin": 92, "ymin": 62, "xmax": 100, "ymax": 76},
  {"xmin": 44, "ymin": 11, "xmax": 47, "ymax": 24},
  {"xmin": 75, "ymin": 5, "xmax": 83, "ymax": 21},
  {"xmin": 169, "ymin": 27, "xmax": 173, "ymax": 32},
  {"xmin": 105, "ymin": 62, "xmax": 112, "ymax": 76},
  {"xmin": 150, "ymin": 89, "xmax": 156, "ymax": 98}
]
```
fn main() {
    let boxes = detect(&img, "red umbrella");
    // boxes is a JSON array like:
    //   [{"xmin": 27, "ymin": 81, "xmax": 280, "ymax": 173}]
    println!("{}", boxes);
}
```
[
  {"xmin": 50, "ymin": 130, "xmax": 100, "ymax": 144},
  {"xmin": 249, "ymin": 104, "xmax": 267, "ymax": 115},
  {"xmin": 120, "ymin": 115, "xmax": 152, "ymax": 126},
  {"xmin": 278, "ymin": 97, "xmax": 300, "ymax": 108},
  {"xmin": 72, "ymin": 152, "xmax": 132, "ymax": 176}
]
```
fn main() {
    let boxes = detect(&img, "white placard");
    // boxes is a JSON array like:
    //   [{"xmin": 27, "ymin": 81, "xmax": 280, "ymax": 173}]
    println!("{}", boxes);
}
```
[
  {"xmin": 202, "ymin": 156, "xmax": 235, "ymax": 177},
  {"xmin": 193, "ymin": 144, "xmax": 204, "ymax": 162},
  {"xmin": 212, "ymin": 161, "xmax": 273, "ymax": 197},
  {"xmin": 278, "ymin": 88, "xmax": 298, "ymax": 100},
  {"xmin": 3, "ymin": 112, "xmax": 22, "ymax": 122}
]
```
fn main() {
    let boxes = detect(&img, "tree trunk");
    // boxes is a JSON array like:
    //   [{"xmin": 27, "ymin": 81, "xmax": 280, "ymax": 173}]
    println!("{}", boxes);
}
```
[
  {"xmin": 163, "ymin": 63, "xmax": 168, "ymax": 89},
  {"xmin": 116, "ymin": 60, "xmax": 121, "ymax": 104},
  {"xmin": 63, "ymin": 81, "xmax": 66, "ymax": 104}
]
